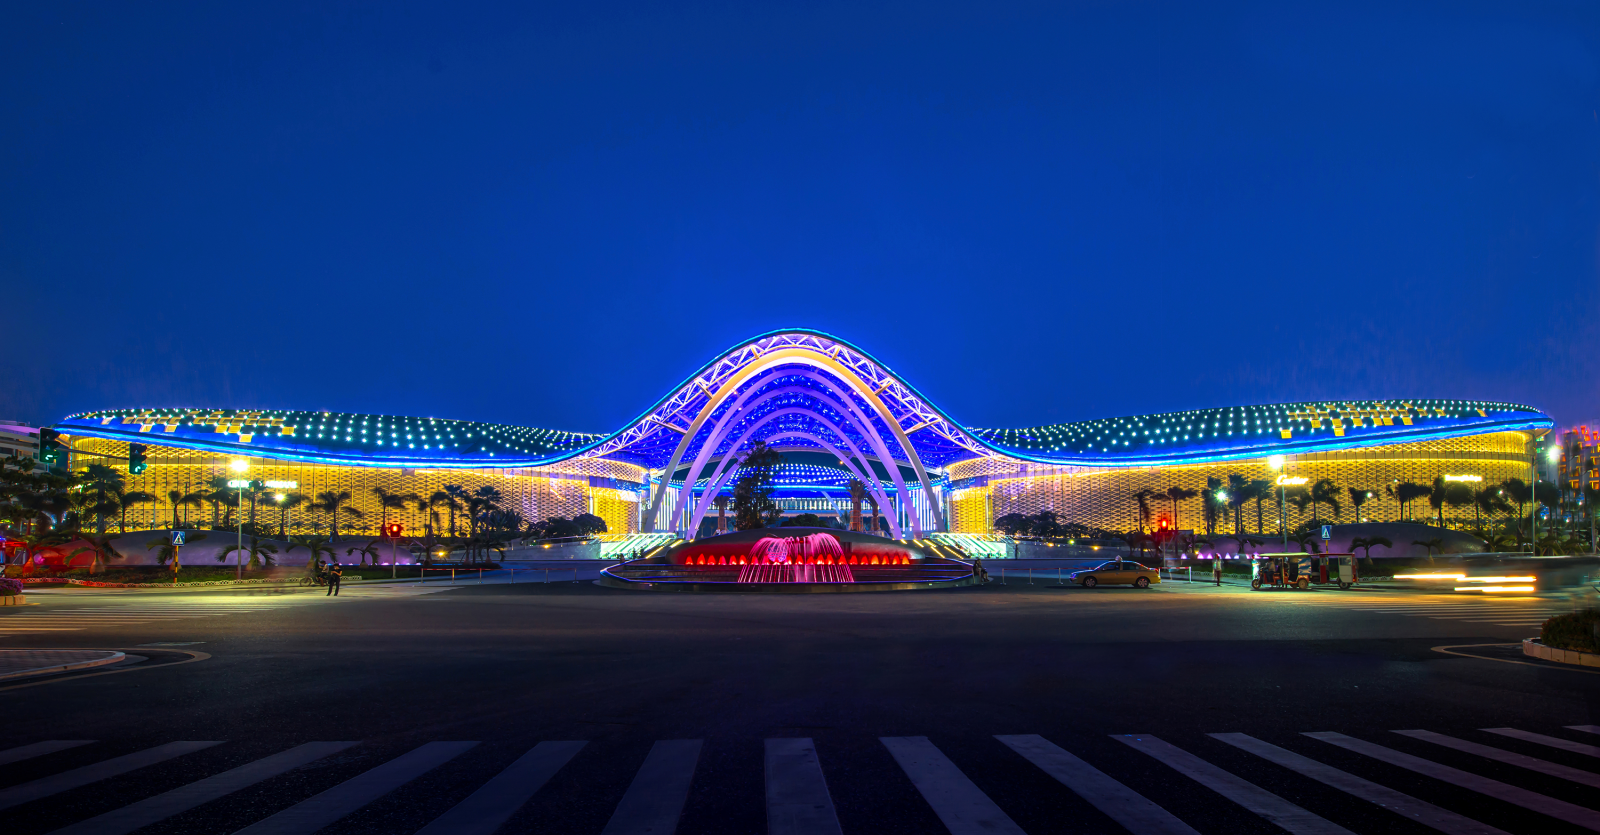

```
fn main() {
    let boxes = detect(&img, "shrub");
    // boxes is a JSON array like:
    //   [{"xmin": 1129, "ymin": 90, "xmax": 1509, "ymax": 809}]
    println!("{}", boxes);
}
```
[
  {"xmin": 0, "ymin": 577, "xmax": 23, "ymax": 596},
  {"xmin": 1540, "ymin": 609, "xmax": 1600, "ymax": 653}
]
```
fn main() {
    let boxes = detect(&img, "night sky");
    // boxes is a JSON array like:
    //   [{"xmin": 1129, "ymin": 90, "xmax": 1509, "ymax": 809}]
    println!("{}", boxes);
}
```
[{"xmin": 4, "ymin": 2, "xmax": 1598, "ymax": 436}]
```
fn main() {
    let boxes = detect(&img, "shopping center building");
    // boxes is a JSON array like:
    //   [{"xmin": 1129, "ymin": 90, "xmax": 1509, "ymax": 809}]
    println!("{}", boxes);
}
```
[{"xmin": 52, "ymin": 329, "xmax": 1553, "ymax": 540}]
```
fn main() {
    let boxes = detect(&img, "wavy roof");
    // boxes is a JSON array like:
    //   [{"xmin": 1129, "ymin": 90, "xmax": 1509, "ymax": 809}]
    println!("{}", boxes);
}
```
[{"xmin": 55, "ymin": 329, "xmax": 1552, "ymax": 470}]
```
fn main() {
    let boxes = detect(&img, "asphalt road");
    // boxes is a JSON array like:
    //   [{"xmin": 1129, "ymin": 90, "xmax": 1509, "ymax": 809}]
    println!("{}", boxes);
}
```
[{"xmin": 0, "ymin": 577, "xmax": 1596, "ymax": 835}]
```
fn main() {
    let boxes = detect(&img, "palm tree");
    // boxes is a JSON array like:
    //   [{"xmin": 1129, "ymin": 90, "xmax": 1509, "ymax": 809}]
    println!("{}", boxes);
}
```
[
  {"xmin": 411, "ymin": 494, "xmax": 436, "ymax": 540},
  {"xmin": 286, "ymin": 535, "xmax": 336, "ymax": 573},
  {"xmin": 219, "ymin": 536, "xmax": 278, "ymax": 570},
  {"xmin": 309, "ymin": 491, "xmax": 361, "ymax": 540},
  {"xmin": 66, "ymin": 533, "xmax": 123, "ymax": 574},
  {"xmin": 1412, "ymin": 537, "xmax": 1445, "ymax": 562},
  {"xmin": 372, "ymin": 487, "xmax": 411, "ymax": 534},
  {"xmin": 275, "ymin": 492, "xmax": 308, "ymax": 538},
  {"xmin": 1387, "ymin": 481, "xmax": 1431, "ymax": 521},
  {"xmin": 110, "ymin": 490, "xmax": 157, "ymax": 533},
  {"xmin": 432, "ymin": 490, "xmax": 463, "ymax": 538},
  {"xmin": 1349, "ymin": 535, "xmax": 1391, "ymax": 570},
  {"xmin": 1162, "ymin": 486, "xmax": 1198, "ymax": 531},
  {"xmin": 1472, "ymin": 486, "xmax": 1512, "ymax": 534},
  {"xmin": 1203, "ymin": 476, "xmax": 1223, "ymax": 534},
  {"xmin": 166, "ymin": 489, "xmax": 205, "ymax": 529},
  {"xmin": 144, "ymin": 532, "xmax": 206, "ymax": 566},
  {"xmin": 1132, "ymin": 488, "xmax": 1159, "ymax": 532},
  {"xmin": 80, "ymin": 463, "xmax": 126, "ymax": 534},
  {"xmin": 201, "ymin": 475, "xmax": 231, "ymax": 527},
  {"xmin": 468, "ymin": 485, "xmax": 503, "ymax": 540},
  {"xmin": 444, "ymin": 485, "xmax": 473, "ymax": 536},
  {"xmin": 1347, "ymin": 487, "xmax": 1371, "ymax": 523},
  {"xmin": 1309, "ymin": 479, "xmax": 1342, "ymax": 526},
  {"xmin": 1246, "ymin": 479, "xmax": 1272, "ymax": 534},
  {"xmin": 847, "ymin": 480, "xmax": 866, "ymax": 532},
  {"xmin": 346, "ymin": 538, "xmax": 383, "ymax": 566},
  {"xmin": 1224, "ymin": 475, "xmax": 1249, "ymax": 534}
]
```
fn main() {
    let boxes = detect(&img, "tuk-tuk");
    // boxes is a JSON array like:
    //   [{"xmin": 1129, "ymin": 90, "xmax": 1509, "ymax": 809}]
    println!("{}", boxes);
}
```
[{"xmin": 1250, "ymin": 552, "xmax": 1359, "ymax": 590}]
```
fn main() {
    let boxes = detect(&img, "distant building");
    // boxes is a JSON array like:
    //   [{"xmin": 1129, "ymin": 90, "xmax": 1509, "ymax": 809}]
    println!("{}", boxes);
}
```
[{"xmin": 0, "ymin": 421, "xmax": 45, "ymax": 471}]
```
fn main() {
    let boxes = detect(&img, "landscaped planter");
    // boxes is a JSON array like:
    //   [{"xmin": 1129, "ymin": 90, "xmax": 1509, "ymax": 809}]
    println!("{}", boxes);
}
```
[{"xmin": 1523, "ymin": 638, "xmax": 1600, "ymax": 668}]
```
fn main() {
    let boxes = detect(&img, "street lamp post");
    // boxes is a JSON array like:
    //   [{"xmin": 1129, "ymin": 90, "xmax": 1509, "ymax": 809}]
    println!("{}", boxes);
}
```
[
  {"xmin": 229, "ymin": 459, "xmax": 248, "ymax": 580},
  {"xmin": 1269, "ymin": 455, "xmax": 1287, "ymax": 549}
]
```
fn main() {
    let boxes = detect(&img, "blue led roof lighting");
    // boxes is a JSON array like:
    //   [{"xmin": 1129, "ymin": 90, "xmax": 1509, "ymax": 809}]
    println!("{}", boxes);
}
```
[{"xmin": 53, "ymin": 331, "xmax": 1553, "ymax": 470}]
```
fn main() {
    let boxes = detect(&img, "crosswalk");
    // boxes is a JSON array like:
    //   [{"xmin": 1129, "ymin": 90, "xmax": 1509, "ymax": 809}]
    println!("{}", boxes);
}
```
[
  {"xmin": 1, "ymin": 726, "xmax": 1595, "ymax": 834},
  {"xmin": 0, "ymin": 586, "xmax": 453, "ymax": 637},
  {"xmin": 1271, "ymin": 595, "xmax": 1569, "ymax": 627}
]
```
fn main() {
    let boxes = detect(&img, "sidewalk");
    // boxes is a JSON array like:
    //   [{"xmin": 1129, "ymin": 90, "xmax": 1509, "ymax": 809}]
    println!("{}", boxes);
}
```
[{"xmin": 0, "ymin": 650, "xmax": 125, "ymax": 681}]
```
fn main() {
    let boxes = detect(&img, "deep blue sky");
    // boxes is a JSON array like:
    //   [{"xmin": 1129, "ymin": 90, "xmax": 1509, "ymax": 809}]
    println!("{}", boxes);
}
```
[{"xmin": 4, "ymin": 1, "xmax": 1598, "ymax": 434}]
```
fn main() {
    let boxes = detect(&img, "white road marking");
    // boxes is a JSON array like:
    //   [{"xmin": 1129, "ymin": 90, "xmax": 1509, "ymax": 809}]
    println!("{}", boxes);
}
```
[
  {"xmin": 765, "ymin": 738, "xmax": 844, "ymax": 835},
  {"xmin": 1116, "ymin": 734, "xmax": 1352, "ymax": 834},
  {"xmin": 0, "ymin": 742, "xmax": 223, "ymax": 812},
  {"xmin": 1306, "ymin": 732, "xmax": 1600, "ymax": 831},
  {"xmin": 600, "ymin": 739, "xmax": 703, "ymax": 835},
  {"xmin": 231, "ymin": 741, "xmax": 478, "ymax": 835},
  {"xmin": 883, "ymin": 736, "xmax": 1025, "ymax": 835},
  {"xmin": 1393, "ymin": 730, "xmax": 1600, "ymax": 788},
  {"xmin": 1210, "ymin": 733, "xmax": 1507, "ymax": 835},
  {"xmin": 415, "ymin": 740, "xmax": 586, "ymax": 835},
  {"xmin": 50, "ymin": 742, "xmax": 358, "ymax": 835},
  {"xmin": 1481, "ymin": 728, "xmax": 1600, "ymax": 758},
  {"xmin": 998, "ymin": 734, "xmax": 1197, "ymax": 835},
  {"xmin": 0, "ymin": 740, "xmax": 94, "ymax": 767}
]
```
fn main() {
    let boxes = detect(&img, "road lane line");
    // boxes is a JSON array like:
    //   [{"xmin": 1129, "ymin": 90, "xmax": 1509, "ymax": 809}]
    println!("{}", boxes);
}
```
[
  {"xmin": 231, "ymin": 741, "xmax": 478, "ymax": 835},
  {"xmin": 599, "ymin": 740, "xmax": 702, "ymax": 835},
  {"xmin": 0, "ymin": 742, "xmax": 223, "ymax": 812},
  {"xmin": 1209, "ymin": 733, "xmax": 1507, "ymax": 835},
  {"xmin": 0, "ymin": 741, "xmax": 94, "ymax": 767},
  {"xmin": 1481, "ymin": 729, "xmax": 1600, "ymax": 758},
  {"xmin": 883, "ymin": 736, "xmax": 1024, "ymax": 835},
  {"xmin": 414, "ymin": 740, "xmax": 585, "ymax": 835},
  {"xmin": 1568, "ymin": 726, "xmax": 1600, "ymax": 736},
  {"xmin": 1306, "ymin": 732, "xmax": 1600, "ymax": 831},
  {"xmin": 1115, "ymin": 734, "xmax": 1351, "ymax": 834},
  {"xmin": 765, "ymin": 738, "xmax": 843, "ymax": 835},
  {"xmin": 997, "ymin": 734, "xmax": 1195, "ymax": 835},
  {"xmin": 50, "ymin": 742, "xmax": 358, "ymax": 835},
  {"xmin": 1393, "ymin": 731, "xmax": 1600, "ymax": 788}
]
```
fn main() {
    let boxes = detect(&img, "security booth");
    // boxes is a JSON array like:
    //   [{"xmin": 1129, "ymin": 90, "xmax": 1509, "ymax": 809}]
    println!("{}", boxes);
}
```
[{"xmin": 1250, "ymin": 552, "xmax": 1358, "ymax": 590}]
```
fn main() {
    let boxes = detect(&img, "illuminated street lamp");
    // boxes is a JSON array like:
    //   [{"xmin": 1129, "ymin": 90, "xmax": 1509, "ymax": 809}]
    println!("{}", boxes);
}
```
[{"xmin": 1269, "ymin": 455, "xmax": 1288, "ymax": 548}]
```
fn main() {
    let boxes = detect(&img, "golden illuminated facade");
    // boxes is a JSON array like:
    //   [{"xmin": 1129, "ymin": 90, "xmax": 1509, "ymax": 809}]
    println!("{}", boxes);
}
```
[
  {"xmin": 68, "ymin": 436, "xmax": 645, "ymax": 538},
  {"xmin": 947, "ymin": 431, "xmax": 1536, "ymax": 534}
]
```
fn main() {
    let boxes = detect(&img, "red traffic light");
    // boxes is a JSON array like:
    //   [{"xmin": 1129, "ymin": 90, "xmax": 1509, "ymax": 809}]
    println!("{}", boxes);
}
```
[{"xmin": 384, "ymin": 522, "xmax": 404, "ymax": 538}]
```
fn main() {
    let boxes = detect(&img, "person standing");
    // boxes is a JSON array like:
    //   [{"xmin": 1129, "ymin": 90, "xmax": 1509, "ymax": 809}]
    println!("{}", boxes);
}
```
[
  {"xmin": 326, "ymin": 560, "xmax": 343, "ymax": 597},
  {"xmin": 1213, "ymin": 557, "xmax": 1223, "ymax": 586}
]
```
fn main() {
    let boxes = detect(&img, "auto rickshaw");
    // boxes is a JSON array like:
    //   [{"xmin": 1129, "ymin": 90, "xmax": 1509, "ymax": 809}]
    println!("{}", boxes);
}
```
[{"xmin": 1250, "ymin": 552, "xmax": 1359, "ymax": 590}]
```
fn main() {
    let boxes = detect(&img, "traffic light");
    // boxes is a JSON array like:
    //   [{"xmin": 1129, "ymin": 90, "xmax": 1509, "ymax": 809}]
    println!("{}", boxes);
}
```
[
  {"xmin": 37, "ymin": 428, "xmax": 63, "ymax": 465},
  {"xmin": 127, "ymin": 443, "xmax": 148, "ymax": 474},
  {"xmin": 384, "ymin": 522, "xmax": 404, "ymax": 539}
]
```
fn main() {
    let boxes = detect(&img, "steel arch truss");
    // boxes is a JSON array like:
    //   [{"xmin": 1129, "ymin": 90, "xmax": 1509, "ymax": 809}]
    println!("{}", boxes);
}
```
[{"xmin": 596, "ymin": 332, "xmax": 978, "ymax": 535}]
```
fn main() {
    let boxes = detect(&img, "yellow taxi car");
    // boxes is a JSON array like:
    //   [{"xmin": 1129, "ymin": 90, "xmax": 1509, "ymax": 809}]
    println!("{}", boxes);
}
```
[{"xmin": 1068, "ymin": 560, "xmax": 1161, "ymax": 588}]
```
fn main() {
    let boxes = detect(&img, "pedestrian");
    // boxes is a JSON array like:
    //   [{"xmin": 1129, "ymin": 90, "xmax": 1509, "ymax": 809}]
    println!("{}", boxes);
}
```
[
  {"xmin": 972, "ymin": 558, "xmax": 989, "ymax": 584},
  {"xmin": 326, "ymin": 559, "xmax": 343, "ymax": 596},
  {"xmin": 1213, "ymin": 557, "xmax": 1223, "ymax": 586}
]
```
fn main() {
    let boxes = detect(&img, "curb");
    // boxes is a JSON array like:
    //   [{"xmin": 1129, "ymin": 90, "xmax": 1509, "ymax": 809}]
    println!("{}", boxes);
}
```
[
  {"xmin": 1522, "ymin": 638, "xmax": 1600, "ymax": 668},
  {"xmin": 0, "ymin": 651, "xmax": 127, "ymax": 682}
]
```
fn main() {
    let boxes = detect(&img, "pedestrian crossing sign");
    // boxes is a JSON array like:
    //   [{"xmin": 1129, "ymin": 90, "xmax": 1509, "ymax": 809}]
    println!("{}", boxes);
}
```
[
  {"xmin": 1320, "ymin": 525, "xmax": 1332, "ymax": 540},
  {"xmin": 170, "ymin": 530, "xmax": 185, "ymax": 546}
]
